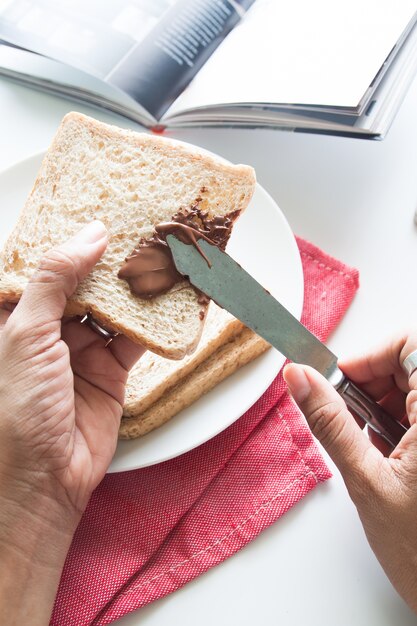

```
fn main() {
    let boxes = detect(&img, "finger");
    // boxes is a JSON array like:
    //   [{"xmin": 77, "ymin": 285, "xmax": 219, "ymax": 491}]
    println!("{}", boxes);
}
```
[
  {"xmin": 399, "ymin": 343, "xmax": 417, "ymax": 426},
  {"xmin": 61, "ymin": 316, "xmax": 102, "ymax": 353},
  {"xmin": 340, "ymin": 332, "xmax": 411, "ymax": 394},
  {"xmin": 378, "ymin": 387, "xmax": 407, "ymax": 422},
  {"xmin": 108, "ymin": 334, "xmax": 147, "ymax": 371},
  {"xmin": 400, "ymin": 336, "xmax": 417, "ymax": 390},
  {"xmin": 283, "ymin": 363, "xmax": 382, "ymax": 491},
  {"xmin": 11, "ymin": 221, "xmax": 108, "ymax": 338},
  {"xmin": 347, "ymin": 388, "xmax": 406, "ymax": 452},
  {"xmin": 406, "ymin": 389, "xmax": 417, "ymax": 426},
  {"xmin": 349, "ymin": 375, "xmax": 398, "ymax": 403},
  {"xmin": 61, "ymin": 318, "xmax": 146, "ymax": 371}
]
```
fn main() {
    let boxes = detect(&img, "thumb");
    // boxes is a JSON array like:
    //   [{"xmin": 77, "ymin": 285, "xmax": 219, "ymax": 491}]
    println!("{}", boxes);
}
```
[
  {"xmin": 283, "ymin": 363, "xmax": 381, "ymax": 489},
  {"xmin": 12, "ymin": 221, "xmax": 108, "ymax": 334}
]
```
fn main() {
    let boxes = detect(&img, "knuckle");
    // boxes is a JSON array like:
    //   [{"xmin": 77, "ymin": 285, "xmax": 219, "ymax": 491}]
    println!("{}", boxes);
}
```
[
  {"xmin": 4, "ymin": 315, "xmax": 31, "ymax": 345},
  {"xmin": 309, "ymin": 401, "xmax": 348, "ymax": 450},
  {"xmin": 36, "ymin": 247, "xmax": 79, "ymax": 292}
]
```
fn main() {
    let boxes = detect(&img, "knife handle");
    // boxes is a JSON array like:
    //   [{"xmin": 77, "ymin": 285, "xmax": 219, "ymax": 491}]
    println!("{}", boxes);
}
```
[{"xmin": 337, "ymin": 376, "xmax": 408, "ymax": 448}]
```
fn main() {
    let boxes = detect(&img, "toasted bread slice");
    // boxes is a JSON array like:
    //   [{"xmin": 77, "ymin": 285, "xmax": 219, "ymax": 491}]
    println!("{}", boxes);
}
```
[
  {"xmin": 0, "ymin": 112, "xmax": 255, "ymax": 358},
  {"xmin": 119, "ymin": 325, "xmax": 270, "ymax": 439}
]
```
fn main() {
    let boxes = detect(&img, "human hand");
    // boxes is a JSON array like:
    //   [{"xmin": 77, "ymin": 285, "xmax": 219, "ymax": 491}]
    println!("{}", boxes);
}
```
[
  {"xmin": 0, "ymin": 221, "xmax": 145, "ymax": 516},
  {"xmin": 283, "ymin": 334, "xmax": 417, "ymax": 613},
  {"xmin": 0, "ymin": 221, "xmax": 146, "ymax": 625},
  {"xmin": 0, "ymin": 222, "xmax": 143, "ymax": 513}
]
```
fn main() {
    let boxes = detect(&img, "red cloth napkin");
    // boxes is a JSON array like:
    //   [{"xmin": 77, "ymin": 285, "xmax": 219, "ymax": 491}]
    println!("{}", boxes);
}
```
[{"xmin": 51, "ymin": 237, "xmax": 359, "ymax": 626}]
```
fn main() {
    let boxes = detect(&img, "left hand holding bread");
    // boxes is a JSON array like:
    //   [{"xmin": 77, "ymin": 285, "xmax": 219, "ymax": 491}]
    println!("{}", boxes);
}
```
[{"xmin": 0, "ymin": 222, "xmax": 145, "ymax": 625}]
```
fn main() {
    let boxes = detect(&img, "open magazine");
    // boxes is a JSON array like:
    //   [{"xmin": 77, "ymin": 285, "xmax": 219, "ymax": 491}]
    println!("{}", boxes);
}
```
[{"xmin": 0, "ymin": 0, "xmax": 416, "ymax": 138}]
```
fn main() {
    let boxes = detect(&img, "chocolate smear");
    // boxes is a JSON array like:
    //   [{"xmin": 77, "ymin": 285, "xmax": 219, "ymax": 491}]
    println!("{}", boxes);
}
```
[
  {"xmin": 118, "ymin": 204, "xmax": 239, "ymax": 300},
  {"xmin": 118, "ymin": 243, "xmax": 182, "ymax": 300}
]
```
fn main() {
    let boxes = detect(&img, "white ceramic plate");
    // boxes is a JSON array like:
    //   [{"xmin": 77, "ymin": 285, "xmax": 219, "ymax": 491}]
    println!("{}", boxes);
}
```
[{"xmin": 0, "ymin": 152, "xmax": 303, "ymax": 472}]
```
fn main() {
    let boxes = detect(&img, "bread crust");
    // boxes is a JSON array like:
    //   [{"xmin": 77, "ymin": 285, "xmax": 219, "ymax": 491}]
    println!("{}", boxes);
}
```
[
  {"xmin": 0, "ymin": 112, "xmax": 256, "ymax": 359},
  {"xmin": 119, "ymin": 328, "xmax": 270, "ymax": 439},
  {"xmin": 65, "ymin": 112, "xmax": 255, "ymax": 181},
  {"xmin": 124, "ymin": 303, "xmax": 244, "ymax": 415}
]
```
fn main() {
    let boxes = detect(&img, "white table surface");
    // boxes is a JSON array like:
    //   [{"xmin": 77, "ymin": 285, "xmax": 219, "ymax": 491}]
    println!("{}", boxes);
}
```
[{"xmin": 1, "ymin": 75, "xmax": 417, "ymax": 626}]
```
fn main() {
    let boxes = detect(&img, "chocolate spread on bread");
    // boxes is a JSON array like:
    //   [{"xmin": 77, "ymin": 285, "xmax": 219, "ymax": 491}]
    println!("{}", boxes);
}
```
[
  {"xmin": 118, "ymin": 203, "xmax": 239, "ymax": 300},
  {"xmin": 117, "ymin": 244, "xmax": 182, "ymax": 299}
]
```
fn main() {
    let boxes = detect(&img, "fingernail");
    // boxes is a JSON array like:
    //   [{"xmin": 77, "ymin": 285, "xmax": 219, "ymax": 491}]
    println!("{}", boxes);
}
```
[
  {"xmin": 283, "ymin": 364, "xmax": 311, "ymax": 404},
  {"xmin": 76, "ymin": 221, "xmax": 108, "ymax": 244}
]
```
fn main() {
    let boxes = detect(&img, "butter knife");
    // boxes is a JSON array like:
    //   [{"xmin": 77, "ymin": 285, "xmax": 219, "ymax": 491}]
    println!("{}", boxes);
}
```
[{"xmin": 166, "ymin": 235, "xmax": 407, "ymax": 448}]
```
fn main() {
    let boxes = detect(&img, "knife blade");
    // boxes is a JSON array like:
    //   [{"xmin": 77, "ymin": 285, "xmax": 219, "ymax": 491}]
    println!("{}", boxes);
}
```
[{"xmin": 167, "ymin": 234, "xmax": 407, "ymax": 448}]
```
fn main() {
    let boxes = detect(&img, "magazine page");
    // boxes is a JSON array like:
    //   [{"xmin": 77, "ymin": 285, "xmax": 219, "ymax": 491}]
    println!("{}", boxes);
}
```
[
  {"xmin": 0, "ymin": 42, "xmax": 156, "ymax": 125},
  {"xmin": 0, "ymin": 0, "xmax": 255, "ymax": 120},
  {"xmin": 165, "ymin": 0, "xmax": 417, "ymax": 118}
]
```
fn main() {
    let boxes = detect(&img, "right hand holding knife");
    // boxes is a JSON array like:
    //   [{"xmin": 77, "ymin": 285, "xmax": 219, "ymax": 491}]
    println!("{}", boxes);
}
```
[{"xmin": 283, "ymin": 333, "xmax": 417, "ymax": 614}]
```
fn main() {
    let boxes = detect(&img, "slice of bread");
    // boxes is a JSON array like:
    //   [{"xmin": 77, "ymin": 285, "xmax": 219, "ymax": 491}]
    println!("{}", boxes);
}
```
[
  {"xmin": 124, "ymin": 302, "xmax": 244, "ymax": 417},
  {"xmin": 0, "ymin": 112, "xmax": 255, "ymax": 358},
  {"xmin": 119, "ymin": 324, "xmax": 270, "ymax": 439}
]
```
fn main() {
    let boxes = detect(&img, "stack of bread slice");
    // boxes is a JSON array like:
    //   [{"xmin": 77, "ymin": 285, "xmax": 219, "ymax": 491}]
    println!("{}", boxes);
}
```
[
  {"xmin": 0, "ymin": 111, "xmax": 267, "ymax": 439},
  {"xmin": 121, "ymin": 303, "xmax": 270, "ymax": 438}
]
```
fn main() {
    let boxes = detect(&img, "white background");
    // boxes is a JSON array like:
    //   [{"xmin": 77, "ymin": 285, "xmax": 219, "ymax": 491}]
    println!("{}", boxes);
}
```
[{"xmin": 1, "ymin": 68, "xmax": 417, "ymax": 624}]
